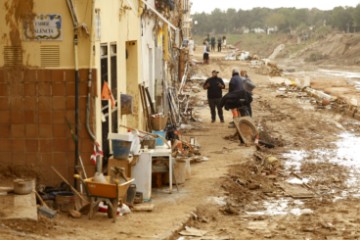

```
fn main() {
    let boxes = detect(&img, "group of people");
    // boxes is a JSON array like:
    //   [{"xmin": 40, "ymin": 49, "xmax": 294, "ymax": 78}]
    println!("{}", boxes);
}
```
[
  {"xmin": 203, "ymin": 69, "xmax": 255, "ymax": 125},
  {"xmin": 203, "ymin": 35, "xmax": 227, "ymax": 64}
]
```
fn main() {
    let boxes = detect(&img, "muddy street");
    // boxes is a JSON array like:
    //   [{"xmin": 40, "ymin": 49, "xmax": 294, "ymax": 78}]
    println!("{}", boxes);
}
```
[
  {"xmin": 1, "ymin": 47, "xmax": 360, "ymax": 240},
  {"xmin": 2, "ymin": 1, "xmax": 360, "ymax": 239},
  {"xmin": 1, "ymin": 51, "xmax": 360, "ymax": 240},
  {"xmin": 174, "ymin": 51, "xmax": 360, "ymax": 239}
]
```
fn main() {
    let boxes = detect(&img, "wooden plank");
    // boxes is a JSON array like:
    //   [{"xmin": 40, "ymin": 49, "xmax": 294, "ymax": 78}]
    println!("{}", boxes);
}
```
[
  {"xmin": 145, "ymin": 87, "xmax": 155, "ymax": 114},
  {"xmin": 141, "ymin": 85, "xmax": 153, "ymax": 131},
  {"xmin": 139, "ymin": 84, "xmax": 151, "ymax": 131},
  {"xmin": 278, "ymin": 182, "xmax": 314, "ymax": 199}
]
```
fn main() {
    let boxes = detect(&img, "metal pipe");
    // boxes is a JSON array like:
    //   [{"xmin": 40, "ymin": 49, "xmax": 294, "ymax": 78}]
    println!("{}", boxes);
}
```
[
  {"xmin": 66, "ymin": 0, "xmax": 80, "ymax": 187},
  {"xmin": 86, "ymin": 0, "xmax": 96, "ymax": 141},
  {"xmin": 74, "ymin": 32, "xmax": 80, "ymax": 180}
]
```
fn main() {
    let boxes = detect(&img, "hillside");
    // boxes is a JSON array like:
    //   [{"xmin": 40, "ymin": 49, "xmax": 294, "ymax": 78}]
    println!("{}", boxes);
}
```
[
  {"xmin": 285, "ymin": 33, "xmax": 360, "ymax": 66},
  {"xmin": 194, "ymin": 33, "xmax": 360, "ymax": 67}
]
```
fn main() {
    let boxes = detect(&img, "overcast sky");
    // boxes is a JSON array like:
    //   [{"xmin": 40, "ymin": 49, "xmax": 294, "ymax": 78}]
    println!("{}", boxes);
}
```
[{"xmin": 191, "ymin": 0, "xmax": 360, "ymax": 13}]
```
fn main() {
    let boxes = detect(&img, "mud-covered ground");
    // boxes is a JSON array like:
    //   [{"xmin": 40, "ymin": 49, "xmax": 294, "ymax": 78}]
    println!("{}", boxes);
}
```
[
  {"xmin": 1, "ymin": 48, "xmax": 360, "ymax": 240},
  {"xmin": 175, "ymin": 51, "xmax": 360, "ymax": 239}
]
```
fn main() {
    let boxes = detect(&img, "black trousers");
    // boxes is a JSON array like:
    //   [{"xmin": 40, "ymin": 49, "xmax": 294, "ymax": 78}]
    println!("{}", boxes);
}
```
[{"xmin": 208, "ymin": 98, "xmax": 224, "ymax": 121}]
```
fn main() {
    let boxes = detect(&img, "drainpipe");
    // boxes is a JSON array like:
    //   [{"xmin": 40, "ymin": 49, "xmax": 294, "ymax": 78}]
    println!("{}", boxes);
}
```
[
  {"xmin": 66, "ymin": 0, "xmax": 80, "ymax": 187},
  {"xmin": 86, "ymin": 0, "xmax": 96, "ymax": 141}
]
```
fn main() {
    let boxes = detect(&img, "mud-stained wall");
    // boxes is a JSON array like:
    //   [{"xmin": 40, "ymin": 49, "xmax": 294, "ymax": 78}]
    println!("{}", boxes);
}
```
[
  {"xmin": 0, "ymin": 68, "xmax": 96, "ymax": 185},
  {"xmin": 0, "ymin": 0, "xmax": 146, "ymax": 184},
  {"xmin": 3, "ymin": 0, "xmax": 35, "ymax": 47},
  {"xmin": 0, "ymin": 0, "xmax": 96, "ymax": 184}
]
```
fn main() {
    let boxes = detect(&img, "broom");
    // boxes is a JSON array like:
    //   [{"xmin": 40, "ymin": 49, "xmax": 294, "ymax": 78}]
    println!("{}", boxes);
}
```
[{"xmin": 34, "ymin": 191, "xmax": 57, "ymax": 219}]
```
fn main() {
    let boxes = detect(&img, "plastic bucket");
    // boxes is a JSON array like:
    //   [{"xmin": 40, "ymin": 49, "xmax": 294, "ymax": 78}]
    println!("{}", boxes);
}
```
[
  {"xmin": 112, "ymin": 140, "xmax": 132, "ymax": 159},
  {"xmin": 151, "ymin": 115, "xmax": 168, "ymax": 131},
  {"xmin": 152, "ymin": 131, "xmax": 166, "ymax": 146}
]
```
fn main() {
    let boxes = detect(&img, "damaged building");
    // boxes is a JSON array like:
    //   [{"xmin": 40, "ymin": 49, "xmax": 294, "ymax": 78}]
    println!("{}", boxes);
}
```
[{"xmin": 0, "ymin": 0, "xmax": 191, "ymax": 186}]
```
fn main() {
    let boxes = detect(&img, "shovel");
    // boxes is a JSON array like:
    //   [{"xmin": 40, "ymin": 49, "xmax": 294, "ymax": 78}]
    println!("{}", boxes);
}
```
[
  {"xmin": 34, "ymin": 191, "xmax": 57, "ymax": 219},
  {"xmin": 51, "ymin": 166, "xmax": 90, "ymax": 212}
]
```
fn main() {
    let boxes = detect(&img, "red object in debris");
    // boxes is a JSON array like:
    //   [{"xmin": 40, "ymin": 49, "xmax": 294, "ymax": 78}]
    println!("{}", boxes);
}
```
[
  {"xmin": 98, "ymin": 202, "xmax": 120, "ymax": 215},
  {"xmin": 254, "ymin": 135, "xmax": 259, "ymax": 145},
  {"xmin": 322, "ymin": 99, "xmax": 330, "ymax": 106}
]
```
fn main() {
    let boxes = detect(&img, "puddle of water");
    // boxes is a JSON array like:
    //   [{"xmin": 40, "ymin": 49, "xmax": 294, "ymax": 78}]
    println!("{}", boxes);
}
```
[
  {"xmin": 284, "ymin": 132, "xmax": 360, "ymax": 196},
  {"xmin": 287, "ymin": 177, "xmax": 310, "ymax": 185},
  {"xmin": 334, "ymin": 132, "xmax": 360, "ymax": 167},
  {"xmin": 207, "ymin": 196, "xmax": 227, "ymax": 206},
  {"xmin": 283, "ymin": 150, "xmax": 308, "ymax": 172},
  {"xmin": 246, "ymin": 198, "xmax": 289, "ymax": 216},
  {"xmin": 284, "ymin": 132, "xmax": 360, "ymax": 169},
  {"xmin": 246, "ymin": 132, "xmax": 360, "ymax": 217},
  {"xmin": 318, "ymin": 69, "xmax": 360, "ymax": 79},
  {"xmin": 246, "ymin": 198, "xmax": 310, "ymax": 216}
]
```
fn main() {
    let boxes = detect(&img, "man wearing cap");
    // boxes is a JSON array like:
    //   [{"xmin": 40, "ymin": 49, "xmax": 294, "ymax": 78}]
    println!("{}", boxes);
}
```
[{"xmin": 203, "ymin": 70, "xmax": 225, "ymax": 123}]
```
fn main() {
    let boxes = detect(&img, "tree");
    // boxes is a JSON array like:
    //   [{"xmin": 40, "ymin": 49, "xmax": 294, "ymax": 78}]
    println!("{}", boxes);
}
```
[
  {"xmin": 210, "ymin": 8, "xmax": 226, "ymax": 33},
  {"xmin": 225, "ymin": 8, "xmax": 237, "ymax": 33},
  {"xmin": 351, "ymin": 4, "xmax": 360, "ymax": 32},
  {"xmin": 191, "ymin": 6, "xmax": 359, "ymax": 35},
  {"xmin": 329, "ymin": 6, "xmax": 353, "ymax": 32}
]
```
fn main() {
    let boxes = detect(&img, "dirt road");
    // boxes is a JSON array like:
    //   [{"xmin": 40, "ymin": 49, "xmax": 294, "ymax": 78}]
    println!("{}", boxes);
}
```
[
  {"xmin": 177, "ymin": 51, "xmax": 360, "ymax": 239},
  {"xmin": 1, "ymin": 49, "xmax": 360, "ymax": 240}
]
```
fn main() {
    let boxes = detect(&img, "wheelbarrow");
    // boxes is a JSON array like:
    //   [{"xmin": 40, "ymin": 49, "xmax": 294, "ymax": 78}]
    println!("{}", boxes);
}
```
[{"xmin": 75, "ymin": 175, "xmax": 134, "ymax": 222}]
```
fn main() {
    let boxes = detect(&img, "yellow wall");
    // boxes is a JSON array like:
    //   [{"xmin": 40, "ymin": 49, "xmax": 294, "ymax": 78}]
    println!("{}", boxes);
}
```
[
  {"xmin": 93, "ymin": 0, "xmax": 143, "ymax": 140},
  {"xmin": 0, "ymin": 0, "xmax": 91, "ymax": 68},
  {"xmin": 0, "ymin": 0, "xmax": 144, "ymax": 180}
]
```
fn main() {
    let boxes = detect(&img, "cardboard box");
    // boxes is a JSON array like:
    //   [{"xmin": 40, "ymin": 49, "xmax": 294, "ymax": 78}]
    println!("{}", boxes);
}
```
[{"xmin": 108, "ymin": 157, "xmax": 131, "ymax": 178}]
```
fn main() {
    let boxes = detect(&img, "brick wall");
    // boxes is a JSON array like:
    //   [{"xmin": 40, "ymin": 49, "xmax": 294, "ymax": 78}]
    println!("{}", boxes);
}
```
[{"xmin": 0, "ymin": 68, "xmax": 96, "ymax": 185}]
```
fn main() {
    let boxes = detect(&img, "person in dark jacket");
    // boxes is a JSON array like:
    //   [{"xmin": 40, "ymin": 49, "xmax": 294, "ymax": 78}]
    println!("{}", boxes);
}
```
[
  {"xmin": 203, "ymin": 70, "xmax": 225, "ymax": 123},
  {"xmin": 228, "ymin": 69, "xmax": 244, "ymax": 118},
  {"xmin": 220, "ymin": 90, "xmax": 253, "ymax": 117},
  {"xmin": 210, "ymin": 36, "xmax": 216, "ymax": 51},
  {"xmin": 217, "ymin": 37, "xmax": 222, "ymax": 52}
]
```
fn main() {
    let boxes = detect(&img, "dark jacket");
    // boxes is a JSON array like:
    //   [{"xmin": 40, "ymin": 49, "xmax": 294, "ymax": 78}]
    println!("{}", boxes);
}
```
[
  {"xmin": 203, "ymin": 77, "xmax": 225, "ymax": 99},
  {"xmin": 220, "ymin": 90, "xmax": 253, "ymax": 110},
  {"xmin": 229, "ymin": 74, "xmax": 244, "ymax": 92}
]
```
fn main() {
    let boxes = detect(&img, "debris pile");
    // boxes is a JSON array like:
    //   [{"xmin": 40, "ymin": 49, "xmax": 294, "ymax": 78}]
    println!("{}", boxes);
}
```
[
  {"xmin": 225, "ymin": 50, "xmax": 260, "ymax": 61},
  {"xmin": 251, "ymin": 59, "xmax": 283, "ymax": 77}
]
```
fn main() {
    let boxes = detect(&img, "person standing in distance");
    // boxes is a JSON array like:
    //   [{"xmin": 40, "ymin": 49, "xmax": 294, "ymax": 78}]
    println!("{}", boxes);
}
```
[
  {"xmin": 217, "ymin": 36, "xmax": 222, "ymax": 52},
  {"xmin": 203, "ymin": 41, "xmax": 210, "ymax": 64},
  {"xmin": 203, "ymin": 70, "xmax": 225, "ymax": 123}
]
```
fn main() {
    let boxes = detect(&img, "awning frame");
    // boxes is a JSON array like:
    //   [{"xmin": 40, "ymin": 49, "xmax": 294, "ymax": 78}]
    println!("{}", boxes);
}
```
[{"xmin": 140, "ymin": 0, "xmax": 178, "ymax": 31}]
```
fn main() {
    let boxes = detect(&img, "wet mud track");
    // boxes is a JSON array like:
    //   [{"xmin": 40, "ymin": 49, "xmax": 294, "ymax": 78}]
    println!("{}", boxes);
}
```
[{"xmin": 176, "ymin": 59, "xmax": 360, "ymax": 240}]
